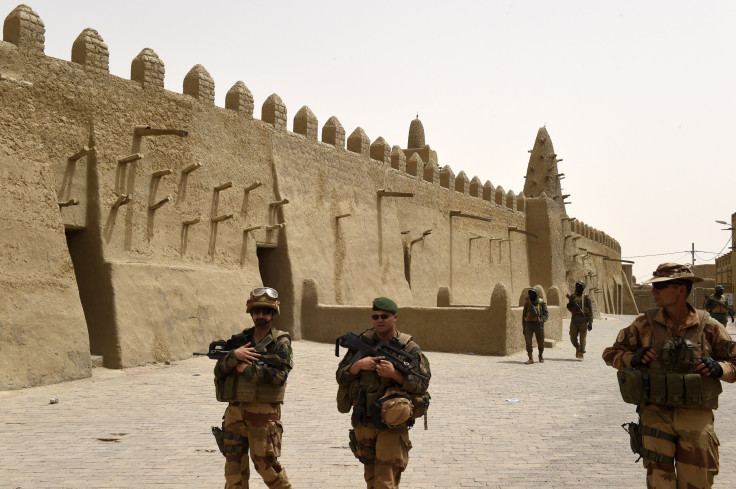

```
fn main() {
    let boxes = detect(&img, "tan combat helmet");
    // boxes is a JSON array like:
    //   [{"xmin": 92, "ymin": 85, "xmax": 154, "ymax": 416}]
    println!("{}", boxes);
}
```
[{"xmin": 246, "ymin": 287, "xmax": 280, "ymax": 314}]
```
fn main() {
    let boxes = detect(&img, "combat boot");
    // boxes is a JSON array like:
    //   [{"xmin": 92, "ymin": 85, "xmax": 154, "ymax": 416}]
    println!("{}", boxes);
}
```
[
  {"xmin": 525, "ymin": 354, "xmax": 534, "ymax": 365},
  {"xmin": 538, "ymin": 352, "xmax": 544, "ymax": 363},
  {"xmin": 578, "ymin": 352, "xmax": 584, "ymax": 362}
]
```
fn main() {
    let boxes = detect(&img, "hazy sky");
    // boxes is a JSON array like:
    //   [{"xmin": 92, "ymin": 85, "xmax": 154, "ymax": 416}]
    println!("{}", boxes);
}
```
[{"xmin": 10, "ymin": 0, "xmax": 735, "ymax": 281}]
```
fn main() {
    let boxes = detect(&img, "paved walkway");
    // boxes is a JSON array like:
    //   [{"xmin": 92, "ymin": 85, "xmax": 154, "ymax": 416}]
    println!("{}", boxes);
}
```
[{"xmin": 2, "ymin": 315, "xmax": 736, "ymax": 489}]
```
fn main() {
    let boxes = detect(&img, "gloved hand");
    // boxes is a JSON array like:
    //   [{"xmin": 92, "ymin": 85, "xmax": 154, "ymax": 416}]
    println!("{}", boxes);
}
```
[
  {"xmin": 587, "ymin": 322, "xmax": 593, "ymax": 331},
  {"xmin": 630, "ymin": 347, "xmax": 650, "ymax": 368},
  {"xmin": 699, "ymin": 357, "xmax": 723, "ymax": 378}
]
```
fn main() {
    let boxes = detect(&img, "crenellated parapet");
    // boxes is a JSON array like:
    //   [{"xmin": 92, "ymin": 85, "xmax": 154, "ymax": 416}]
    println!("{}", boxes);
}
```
[
  {"xmin": 294, "ymin": 106, "xmax": 318, "ymax": 140},
  {"xmin": 262, "ymin": 93, "xmax": 287, "ymax": 130},
  {"xmin": 131, "ymin": 48, "xmax": 164, "ymax": 88},
  {"xmin": 183, "ymin": 64, "xmax": 215, "ymax": 105},
  {"xmin": 71, "ymin": 28, "xmax": 108, "ymax": 74},
  {"xmin": 370, "ymin": 137, "xmax": 391, "ymax": 164},
  {"xmin": 225, "ymin": 81, "xmax": 254, "ymax": 117},
  {"xmin": 0, "ymin": 4, "xmax": 527, "ymax": 216},
  {"xmin": 3, "ymin": 4, "xmax": 44, "ymax": 53},
  {"xmin": 321, "ymin": 116, "xmax": 345, "ymax": 148},
  {"xmin": 347, "ymin": 127, "xmax": 370, "ymax": 156}
]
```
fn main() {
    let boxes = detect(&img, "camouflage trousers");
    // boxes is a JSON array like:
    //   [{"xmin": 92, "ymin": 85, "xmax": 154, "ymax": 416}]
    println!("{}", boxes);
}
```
[
  {"xmin": 569, "ymin": 318, "xmax": 588, "ymax": 354},
  {"xmin": 223, "ymin": 402, "xmax": 291, "ymax": 489},
  {"xmin": 350, "ymin": 422, "xmax": 412, "ymax": 489},
  {"xmin": 522, "ymin": 321, "xmax": 544, "ymax": 354},
  {"xmin": 640, "ymin": 405, "xmax": 719, "ymax": 489}
]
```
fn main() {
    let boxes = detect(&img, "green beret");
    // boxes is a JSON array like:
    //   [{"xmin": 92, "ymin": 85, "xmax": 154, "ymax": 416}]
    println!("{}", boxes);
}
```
[{"xmin": 372, "ymin": 297, "xmax": 398, "ymax": 313}]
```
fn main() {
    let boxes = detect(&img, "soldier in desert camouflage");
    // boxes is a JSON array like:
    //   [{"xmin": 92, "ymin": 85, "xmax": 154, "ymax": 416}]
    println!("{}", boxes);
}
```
[
  {"xmin": 213, "ymin": 287, "xmax": 293, "ymax": 489},
  {"xmin": 336, "ymin": 297, "xmax": 431, "ymax": 489},
  {"xmin": 602, "ymin": 263, "xmax": 736, "ymax": 489}
]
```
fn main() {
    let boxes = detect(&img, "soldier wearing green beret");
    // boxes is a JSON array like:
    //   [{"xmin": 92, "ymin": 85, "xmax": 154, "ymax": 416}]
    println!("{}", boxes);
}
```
[{"xmin": 336, "ymin": 297, "xmax": 431, "ymax": 489}]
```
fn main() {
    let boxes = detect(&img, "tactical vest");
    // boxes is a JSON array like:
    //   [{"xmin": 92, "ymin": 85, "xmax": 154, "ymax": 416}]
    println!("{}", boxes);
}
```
[
  {"xmin": 215, "ymin": 329, "xmax": 290, "ymax": 403},
  {"xmin": 570, "ymin": 294, "xmax": 588, "ymax": 318},
  {"xmin": 710, "ymin": 297, "xmax": 729, "ymax": 314},
  {"xmin": 618, "ymin": 309, "xmax": 722, "ymax": 409},
  {"xmin": 349, "ymin": 331, "xmax": 430, "ymax": 424},
  {"xmin": 524, "ymin": 299, "xmax": 544, "ymax": 322}
]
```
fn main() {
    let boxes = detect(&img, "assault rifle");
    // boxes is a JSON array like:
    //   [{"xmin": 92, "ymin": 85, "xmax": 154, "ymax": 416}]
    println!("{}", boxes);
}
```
[
  {"xmin": 335, "ymin": 331, "xmax": 429, "ymax": 382},
  {"xmin": 566, "ymin": 293, "xmax": 586, "ymax": 316},
  {"xmin": 567, "ymin": 294, "xmax": 593, "ymax": 330},
  {"xmin": 194, "ymin": 336, "xmax": 286, "ymax": 369},
  {"xmin": 526, "ymin": 298, "xmax": 543, "ymax": 323},
  {"xmin": 704, "ymin": 295, "xmax": 735, "ymax": 323}
]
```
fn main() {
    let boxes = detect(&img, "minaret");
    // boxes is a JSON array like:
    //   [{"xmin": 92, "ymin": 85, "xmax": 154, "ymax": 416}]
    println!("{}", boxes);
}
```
[
  {"xmin": 522, "ymin": 127, "xmax": 564, "ymax": 202},
  {"xmin": 403, "ymin": 116, "xmax": 438, "ymax": 166}
]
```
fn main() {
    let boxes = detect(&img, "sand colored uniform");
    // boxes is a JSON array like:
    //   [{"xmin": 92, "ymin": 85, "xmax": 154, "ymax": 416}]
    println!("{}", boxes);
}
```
[
  {"xmin": 602, "ymin": 305, "xmax": 736, "ymax": 489},
  {"xmin": 336, "ymin": 329, "xmax": 431, "ymax": 489},
  {"xmin": 214, "ymin": 327, "xmax": 293, "ymax": 489}
]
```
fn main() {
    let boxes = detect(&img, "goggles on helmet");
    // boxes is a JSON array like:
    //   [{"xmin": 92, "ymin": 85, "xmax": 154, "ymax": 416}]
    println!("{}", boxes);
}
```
[{"xmin": 251, "ymin": 287, "xmax": 278, "ymax": 300}]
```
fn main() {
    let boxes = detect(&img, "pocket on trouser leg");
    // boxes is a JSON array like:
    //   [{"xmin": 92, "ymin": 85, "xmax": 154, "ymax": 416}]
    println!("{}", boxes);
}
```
[
  {"xmin": 266, "ymin": 420, "xmax": 284, "ymax": 458},
  {"xmin": 707, "ymin": 429, "xmax": 720, "ymax": 476}
]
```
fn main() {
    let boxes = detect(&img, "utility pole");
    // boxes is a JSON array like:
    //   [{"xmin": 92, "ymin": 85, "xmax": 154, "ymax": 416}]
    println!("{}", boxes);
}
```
[{"xmin": 691, "ymin": 242, "xmax": 696, "ymax": 303}]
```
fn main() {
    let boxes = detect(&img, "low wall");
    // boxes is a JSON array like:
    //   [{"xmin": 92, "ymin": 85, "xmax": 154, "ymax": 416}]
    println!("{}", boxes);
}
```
[{"xmin": 301, "ymin": 279, "xmax": 562, "ymax": 356}]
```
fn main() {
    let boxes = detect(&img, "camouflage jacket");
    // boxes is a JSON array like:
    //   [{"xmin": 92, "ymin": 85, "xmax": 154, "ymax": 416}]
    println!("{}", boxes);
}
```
[
  {"xmin": 566, "ymin": 293, "xmax": 593, "ymax": 322},
  {"xmin": 336, "ymin": 328, "xmax": 430, "ymax": 397},
  {"xmin": 215, "ymin": 326, "xmax": 293, "ymax": 387},
  {"xmin": 523, "ymin": 298, "xmax": 549, "ymax": 324},
  {"xmin": 602, "ymin": 304, "xmax": 736, "ymax": 383},
  {"xmin": 705, "ymin": 295, "xmax": 730, "ymax": 315}
]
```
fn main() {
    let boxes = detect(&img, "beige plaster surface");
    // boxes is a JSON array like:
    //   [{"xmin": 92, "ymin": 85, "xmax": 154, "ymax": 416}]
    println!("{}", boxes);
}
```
[{"xmin": 0, "ymin": 4, "xmax": 633, "ymax": 389}]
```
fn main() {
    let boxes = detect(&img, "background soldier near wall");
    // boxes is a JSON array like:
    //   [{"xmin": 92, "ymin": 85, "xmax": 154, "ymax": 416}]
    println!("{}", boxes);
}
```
[
  {"xmin": 336, "ymin": 297, "xmax": 431, "ymax": 489},
  {"xmin": 213, "ymin": 287, "xmax": 293, "ymax": 489},
  {"xmin": 567, "ymin": 280, "xmax": 593, "ymax": 361},
  {"xmin": 522, "ymin": 286, "xmax": 549, "ymax": 364},
  {"xmin": 602, "ymin": 263, "xmax": 736, "ymax": 489},
  {"xmin": 704, "ymin": 285, "xmax": 734, "ymax": 327}
]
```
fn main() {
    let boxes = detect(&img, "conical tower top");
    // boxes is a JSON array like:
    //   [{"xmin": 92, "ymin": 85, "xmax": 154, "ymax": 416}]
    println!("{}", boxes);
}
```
[{"xmin": 408, "ymin": 117, "xmax": 425, "ymax": 149}]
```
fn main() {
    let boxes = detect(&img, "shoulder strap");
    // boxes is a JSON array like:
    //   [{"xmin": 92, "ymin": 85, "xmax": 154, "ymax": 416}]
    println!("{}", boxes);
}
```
[{"xmin": 397, "ymin": 332, "xmax": 412, "ymax": 346}]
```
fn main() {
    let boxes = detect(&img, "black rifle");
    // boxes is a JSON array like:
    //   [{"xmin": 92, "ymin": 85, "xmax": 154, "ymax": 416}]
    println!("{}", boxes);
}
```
[
  {"xmin": 705, "ymin": 295, "xmax": 735, "ymax": 322},
  {"xmin": 194, "ymin": 336, "xmax": 286, "ymax": 369},
  {"xmin": 566, "ymin": 293, "xmax": 588, "ymax": 316},
  {"xmin": 335, "ymin": 331, "xmax": 428, "ymax": 382},
  {"xmin": 526, "ymin": 298, "xmax": 543, "ymax": 324}
]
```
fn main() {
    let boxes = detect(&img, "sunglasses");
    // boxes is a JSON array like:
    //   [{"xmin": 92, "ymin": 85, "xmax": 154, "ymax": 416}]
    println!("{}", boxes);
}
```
[
  {"xmin": 252, "ymin": 287, "xmax": 278, "ymax": 299},
  {"xmin": 371, "ymin": 314, "xmax": 391, "ymax": 320},
  {"xmin": 652, "ymin": 281, "xmax": 685, "ymax": 290},
  {"xmin": 251, "ymin": 306, "xmax": 275, "ymax": 315}
]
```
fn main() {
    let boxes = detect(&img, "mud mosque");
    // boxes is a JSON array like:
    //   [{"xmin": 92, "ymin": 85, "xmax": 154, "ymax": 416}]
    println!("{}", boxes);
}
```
[{"xmin": 0, "ymin": 4, "xmax": 638, "ymax": 390}]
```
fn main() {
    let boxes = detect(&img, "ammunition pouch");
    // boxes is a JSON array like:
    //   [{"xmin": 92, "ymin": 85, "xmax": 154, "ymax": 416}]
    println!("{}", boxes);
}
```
[
  {"xmin": 622, "ymin": 420, "xmax": 677, "ymax": 465},
  {"xmin": 212, "ymin": 425, "xmax": 249, "ymax": 456},
  {"xmin": 617, "ymin": 368, "xmax": 717, "ymax": 408},
  {"xmin": 410, "ymin": 392, "xmax": 430, "ymax": 421}
]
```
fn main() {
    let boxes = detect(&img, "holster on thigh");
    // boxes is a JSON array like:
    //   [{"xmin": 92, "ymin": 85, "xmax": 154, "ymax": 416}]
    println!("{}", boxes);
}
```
[
  {"xmin": 349, "ymin": 428, "xmax": 375, "ymax": 464},
  {"xmin": 214, "ymin": 424, "xmax": 249, "ymax": 456}
]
